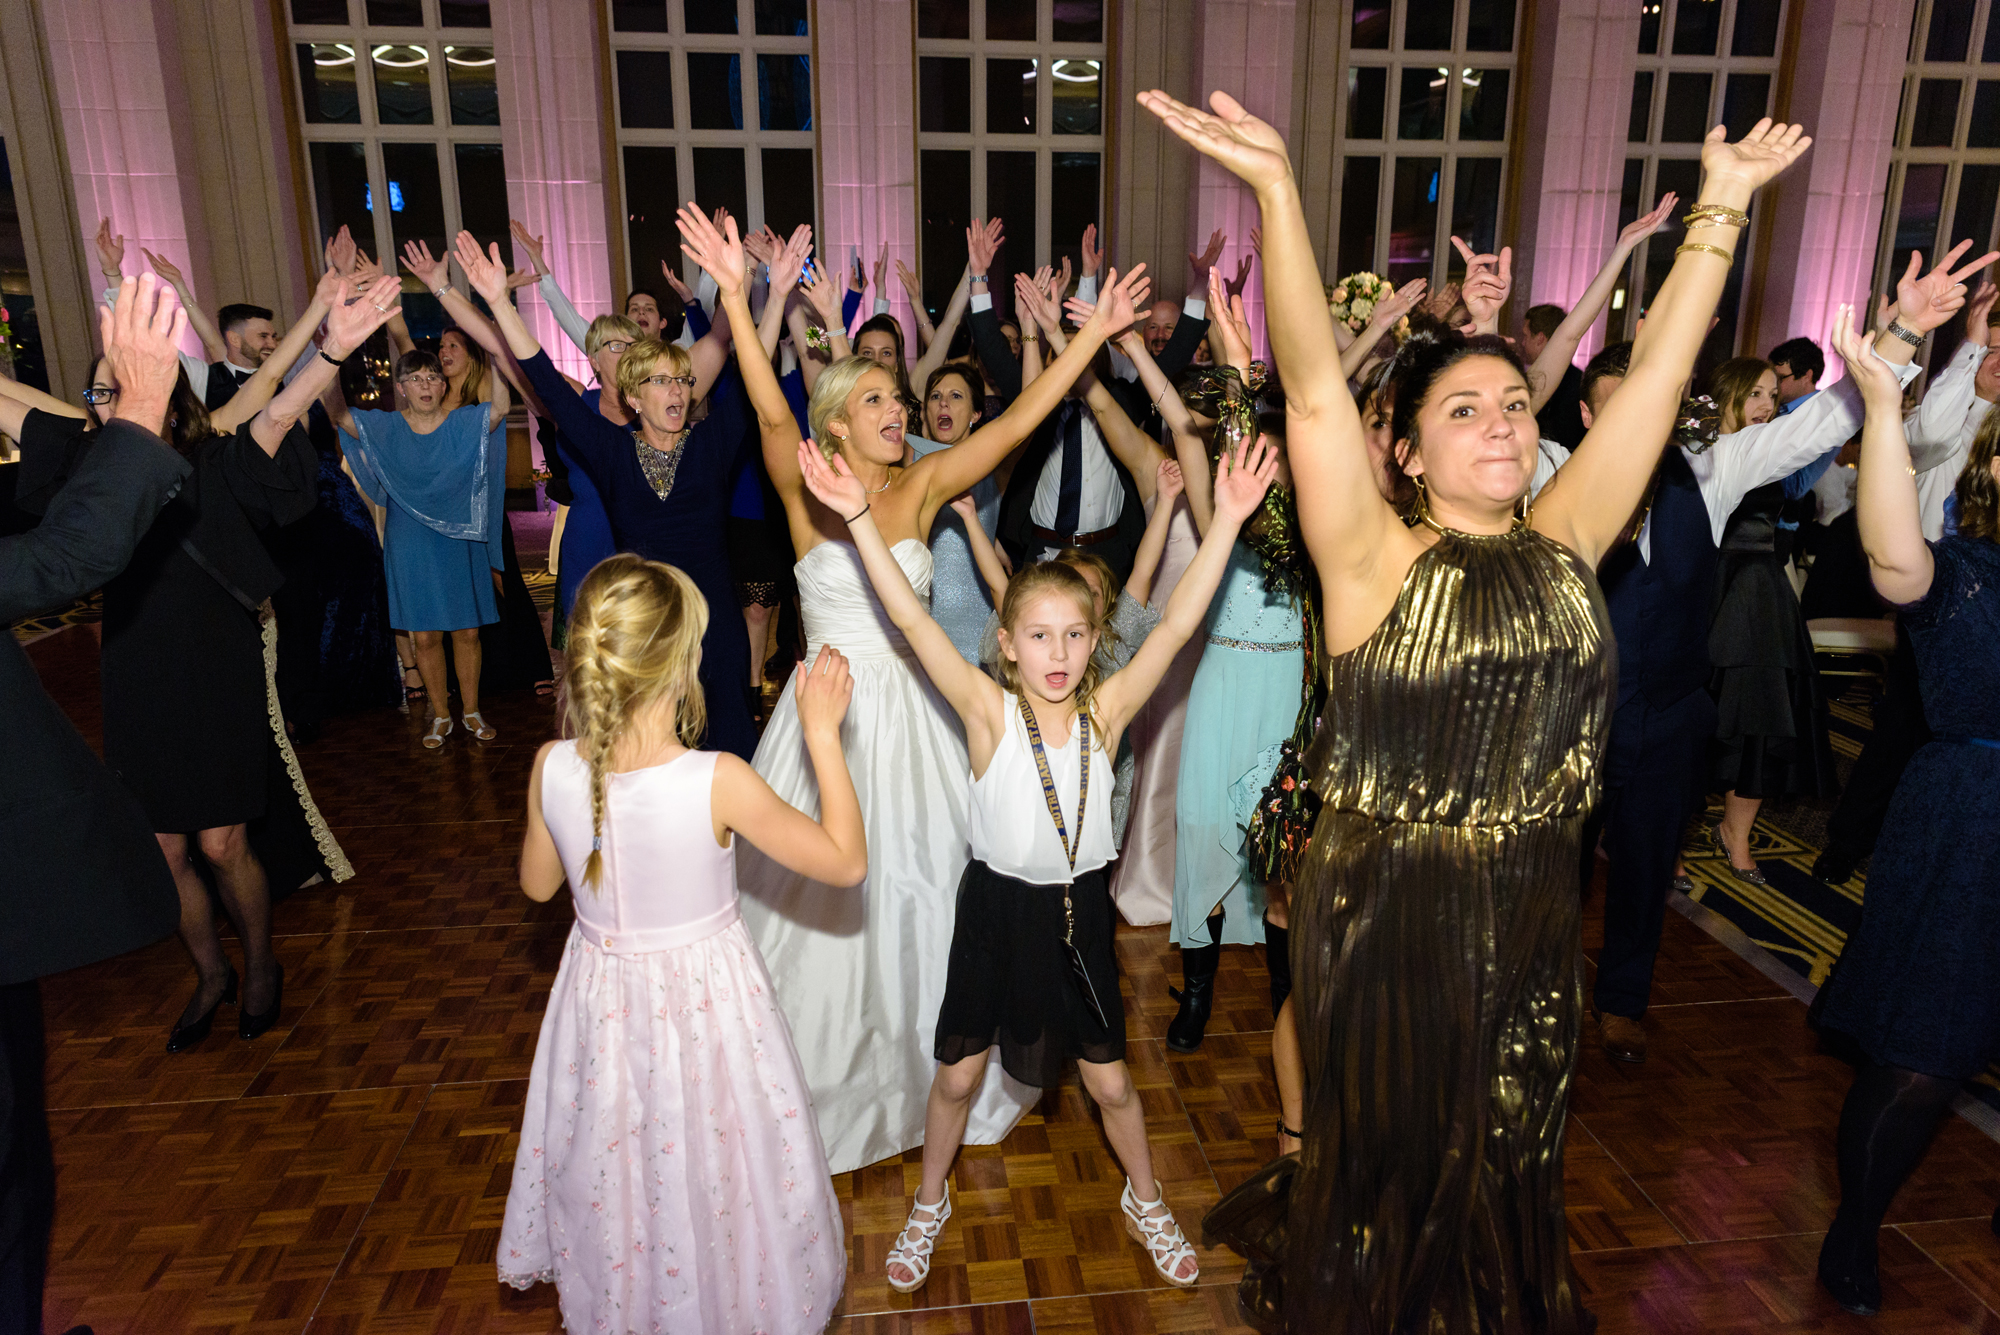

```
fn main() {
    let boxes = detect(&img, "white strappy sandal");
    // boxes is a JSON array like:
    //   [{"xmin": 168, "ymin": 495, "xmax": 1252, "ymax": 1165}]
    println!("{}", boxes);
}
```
[
  {"xmin": 462, "ymin": 711, "xmax": 497, "ymax": 741},
  {"xmin": 422, "ymin": 715, "xmax": 453, "ymax": 749},
  {"xmin": 885, "ymin": 1184, "xmax": 952, "ymax": 1294},
  {"xmin": 1122, "ymin": 1178, "xmax": 1198, "ymax": 1288}
]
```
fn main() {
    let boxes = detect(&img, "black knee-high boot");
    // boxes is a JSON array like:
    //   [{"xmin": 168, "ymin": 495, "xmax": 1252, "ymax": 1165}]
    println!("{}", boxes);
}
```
[
  {"xmin": 1818, "ymin": 1061, "xmax": 1960, "ymax": 1315},
  {"xmin": 1263, "ymin": 918, "xmax": 1291, "ymax": 1017},
  {"xmin": 1167, "ymin": 911, "xmax": 1224, "ymax": 1054}
]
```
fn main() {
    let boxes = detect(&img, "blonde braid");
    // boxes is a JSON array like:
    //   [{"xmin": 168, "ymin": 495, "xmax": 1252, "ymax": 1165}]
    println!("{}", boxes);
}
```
[{"xmin": 561, "ymin": 554, "xmax": 713, "ymax": 891}]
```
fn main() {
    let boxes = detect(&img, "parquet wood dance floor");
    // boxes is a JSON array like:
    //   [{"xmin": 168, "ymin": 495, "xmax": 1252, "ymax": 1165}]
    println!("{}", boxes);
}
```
[{"xmin": 26, "ymin": 623, "xmax": 2000, "ymax": 1333}]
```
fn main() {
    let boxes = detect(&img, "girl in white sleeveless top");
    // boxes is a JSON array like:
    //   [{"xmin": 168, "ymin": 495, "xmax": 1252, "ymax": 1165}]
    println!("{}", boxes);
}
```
[
  {"xmin": 500, "ymin": 555, "xmax": 867, "ymax": 1335},
  {"xmin": 797, "ymin": 431, "xmax": 1281, "ymax": 1294}
]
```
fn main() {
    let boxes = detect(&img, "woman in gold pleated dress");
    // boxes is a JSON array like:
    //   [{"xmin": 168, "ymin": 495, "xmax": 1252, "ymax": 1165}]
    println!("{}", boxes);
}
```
[{"xmin": 1138, "ymin": 90, "xmax": 1812, "ymax": 1332}]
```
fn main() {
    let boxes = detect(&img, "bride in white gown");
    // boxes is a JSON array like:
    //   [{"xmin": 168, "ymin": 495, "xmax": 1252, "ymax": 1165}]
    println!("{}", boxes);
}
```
[{"xmin": 679, "ymin": 206, "xmax": 1150, "ymax": 1173}]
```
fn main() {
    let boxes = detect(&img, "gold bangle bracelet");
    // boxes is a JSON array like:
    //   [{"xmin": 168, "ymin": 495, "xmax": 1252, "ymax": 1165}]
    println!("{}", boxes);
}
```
[
  {"xmin": 1683, "ymin": 205, "xmax": 1749, "ymax": 227},
  {"xmin": 1675, "ymin": 242, "xmax": 1736, "ymax": 260}
]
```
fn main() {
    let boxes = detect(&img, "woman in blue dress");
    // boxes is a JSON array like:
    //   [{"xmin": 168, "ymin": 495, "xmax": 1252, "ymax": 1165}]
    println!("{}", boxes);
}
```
[
  {"xmin": 330, "ymin": 346, "xmax": 510, "ymax": 749},
  {"xmin": 547, "ymin": 315, "xmax": 637, "ymax": 639},
  {"xmin": 1812, "ymin": 306, "xmax": 2000, "ymax": 1317},
  {"xmin": 908, "ymin": 364, "xmax": 1004, "ymax": 661},
  {"xmin": 460, "ymin": 232, "xmax": 759, "ymax": 759}
]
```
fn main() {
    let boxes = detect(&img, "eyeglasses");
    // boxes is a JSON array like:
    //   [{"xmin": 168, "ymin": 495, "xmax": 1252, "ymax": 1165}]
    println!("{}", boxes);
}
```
[
  {"xmin": 643, "ymin": 374, "xmax": 696, "ymax": 390},
  {"xmin": 83, "ymin": 386, "xmax": 118, "ymax": 405},
  {"xmin": 399, "ymin": 373, "xmax": 446, "ymax": 387},
  {"xmin": 599, "ymin": 339, "xmax": 635, "ymax": 354}
]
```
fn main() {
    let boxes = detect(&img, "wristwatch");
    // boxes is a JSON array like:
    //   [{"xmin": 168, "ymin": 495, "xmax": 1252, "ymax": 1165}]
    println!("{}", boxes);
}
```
[{"xmin": 1885, "ymin": 319, "xmax": 1924, "ymax": 348}]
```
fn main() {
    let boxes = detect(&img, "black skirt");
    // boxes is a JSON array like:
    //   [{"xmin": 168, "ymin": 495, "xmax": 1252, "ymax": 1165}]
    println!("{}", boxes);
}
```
[
  {"xmin": 934, "ymin": 859, "xmax": 1125, "ymax": 1089},
  {"xmin": 1708, "ymin": 549, "xmax": 1838, "ymax": 799},
  {"xmin": 726, "ymin": 515, "xmax": 794, "ymax": 606}
]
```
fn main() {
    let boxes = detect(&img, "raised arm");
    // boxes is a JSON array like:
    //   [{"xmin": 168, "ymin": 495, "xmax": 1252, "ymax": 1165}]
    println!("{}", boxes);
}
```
[
  {"xmin": 912, "ymin": 265, "xmax": 1149, "ymax": 515},
  {"xmin": 1139, "ymin": 90, "xmax": 1392, "ymax": 587},
  {"xmin": 798, "ymin": 440, "xmax": 1003, "ymax": 740},
  {"xmin": 1032, "ymin": 273, "xmax": 1166, "ymax": 502},
  {"xmin": 713, "ymin": 646, "xmax": 869, "ymax": 887},
  {"xmin": 1904, "ymin": 280, "xmax": 1993, "ymax": 469},
  {"xmin": 895, "ymin": 259, "xmax": 938, "ymax": 351},
  {"xmin": 249, "ymin": 275, "xmax": 403, "ymax": 457},
  {"xmin": 1337, "ymin": 278, "xmax": 1427, "ymax": 382},
  {"xmin": 1527, "ymin": 194, "xmax": 1677, "ymax": 410},
  {"xmin": 139, "ymin": 248, "xmax": 227, "ymax": 365},
  {"xmin": 512, "ymin": 220, "xmax": 591, "ymax": 357},
  {"xmin": 211, "ymin": 266, "xmax": 343, "ymax": 434},
  {"xmin": 1532, "ymin": 120, "xmax": 1814, "ymax": 565},
  {"xmin": 795, "ymin": 260, "xmax": 853, "ymax": 392},
  {"xmin": 0, "ymin": 376, "xmax": 86, "ymax": 442},
  {"xmin": 950, "ymin": 493, "xmax": 1010, "ymax": 605},
  {"xmin": 912, "ymin": 267, "xmax": 974, "ymax": 389},
  {"xmin": 1126, "ymin": 457, "xmax": 1184, "ymax": 606},
  {"xmin": 757, "ymin": 225, "xmax": 813, "ymax": 361},
  {"xmin": 1097, "ymin": 436, "xmax": 1275, "ymax": 736},
  {"xmin": 678, "ymin": 206, "xmax": 804, "ymax": 497},
  {"xmin": 1835, "ymin": 305, "xmax": 1935, "ymax": 603}
]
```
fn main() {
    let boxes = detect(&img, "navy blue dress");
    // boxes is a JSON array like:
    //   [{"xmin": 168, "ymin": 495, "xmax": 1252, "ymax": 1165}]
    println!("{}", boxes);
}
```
[
  {"xmin": 1816, "ymin": 537, "xmax": 2000, "ymax": 1079},
  {"xmin": 521, "ymin": 350, "xmax": 756, "ymax": 759}
]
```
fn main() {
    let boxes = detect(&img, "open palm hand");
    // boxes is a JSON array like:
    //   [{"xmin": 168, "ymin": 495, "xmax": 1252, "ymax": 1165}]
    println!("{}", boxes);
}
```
[
  {"xmin": 678, "ymin": 203, "xmax": 747, "ymax": 296},
  {"xmin": 1699, "ymin": 119, "xmax": 1811, "ymax": 193},
  {"xmin": 1137, "ymin": 90, "xmax": 1291, "ymax": 192}
]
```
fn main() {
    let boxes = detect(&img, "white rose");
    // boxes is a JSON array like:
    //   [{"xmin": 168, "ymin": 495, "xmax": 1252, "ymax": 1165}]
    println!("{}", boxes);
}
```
[{"xmin": 1351, "ymin": 298, "xmax": 1375, "ymax": 322}]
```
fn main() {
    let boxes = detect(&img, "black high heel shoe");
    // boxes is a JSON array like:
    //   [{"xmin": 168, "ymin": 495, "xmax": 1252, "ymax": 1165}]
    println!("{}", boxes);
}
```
[
  {"xmin": 239, "ymin": 961, "xmax": 285, "ymax": 1042},
  {"xmin": 166, "ymin": 968, "xmax": 239, "ymax": 1053}
]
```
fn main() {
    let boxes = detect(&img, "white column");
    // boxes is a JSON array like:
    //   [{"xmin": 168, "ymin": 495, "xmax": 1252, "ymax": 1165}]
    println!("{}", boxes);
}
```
[
  {"xmin": 814, "ymin": 0, "xmax": 920, "ymax": 340},
  {"xmin": 1512, "ymin": 0, "xmax": 1640, "ymax": 360},
  {"xmin": 492, "ymin": 0, "xmax": 616, "ymax": 385},
  {"xmin": 1748, "ymin": 0, "xmax": 1915, "ymax": 365}
]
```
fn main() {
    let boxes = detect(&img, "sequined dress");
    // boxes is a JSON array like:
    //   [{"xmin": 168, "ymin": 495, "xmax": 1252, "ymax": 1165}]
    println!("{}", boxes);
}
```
[{"xmin": 1276, "ymin": 525, "xmax": 1611, "ymax": 1331}]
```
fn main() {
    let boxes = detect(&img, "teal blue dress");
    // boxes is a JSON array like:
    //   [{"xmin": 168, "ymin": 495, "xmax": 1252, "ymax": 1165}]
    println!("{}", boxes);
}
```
[
  {"xmin": 1171, "ymin": 541, "xmax": 1306, "ymax": 949},
  {"xmin": 340, "ymin": 404, "xmax": 505, "ymax": 633}
]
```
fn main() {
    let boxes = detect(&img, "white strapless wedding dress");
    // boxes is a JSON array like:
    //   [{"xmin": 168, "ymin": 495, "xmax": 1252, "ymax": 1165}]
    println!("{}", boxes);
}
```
[{"xmin": 737, "ymin": 539, "xmax": 1037, "ymax": 1174}]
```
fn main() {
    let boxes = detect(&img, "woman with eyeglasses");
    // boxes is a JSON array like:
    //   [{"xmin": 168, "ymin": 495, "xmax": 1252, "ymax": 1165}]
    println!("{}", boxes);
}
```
[
  {"xmin": 538, "ymin": 315, "xmax": 639, "ymax": 645},
  {"xmin": 326, "ymin": 324, "xmax": 513, "ymax": 747},
  {"xmin": 0, "ymin": 270, "xmax": 402, "ymax": 1052},
  {"xmin": 458, "ymin": 231, "xmax": 761, "ymax": 760}
]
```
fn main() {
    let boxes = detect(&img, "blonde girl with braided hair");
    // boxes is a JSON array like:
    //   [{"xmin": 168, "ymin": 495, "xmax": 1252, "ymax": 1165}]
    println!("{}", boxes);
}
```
[
  {"xmin": 499, "ymin": 553, "xmax": 864, "ymax": 1333},
  {"xmin": 797, "ymin": 428, "xmax": 1278, "ymax": 1295}
]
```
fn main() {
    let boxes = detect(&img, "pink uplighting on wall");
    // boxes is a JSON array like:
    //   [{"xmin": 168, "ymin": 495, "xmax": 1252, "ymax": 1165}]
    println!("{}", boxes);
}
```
[
  {"xmin": 1190, "ymin": 0, "xmax": 1296, "ymax": 359},
  {"xmin": 816, "ymin": 0, "xmax": 920, "ymax": 344},
  {"xmin": 43, "ymin": 0, "xmax": 209, "ymax": 359},
  {"xmin": 492, "ymin": 0, "xmax": 613, "ymax": 387}
]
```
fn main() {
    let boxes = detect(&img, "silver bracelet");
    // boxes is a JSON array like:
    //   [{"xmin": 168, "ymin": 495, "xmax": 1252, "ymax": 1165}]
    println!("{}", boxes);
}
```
[
  {"xmin": 1884, "ymin": 319, "xmax": 1924, "ymax": 348},
  {"xmin": 432, "ymin": 283, "xmax": 449, "ymax": 299}
]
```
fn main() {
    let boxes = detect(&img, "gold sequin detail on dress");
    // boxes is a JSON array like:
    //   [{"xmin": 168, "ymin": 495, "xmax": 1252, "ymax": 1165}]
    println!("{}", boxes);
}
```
[
  {"xmin": 634, "ymin": 433, "xmax": 688, "ymax": 501},
  {"xmin": 1286, "ymin": 526, "xmax": 1612, "ymax": 1332}
]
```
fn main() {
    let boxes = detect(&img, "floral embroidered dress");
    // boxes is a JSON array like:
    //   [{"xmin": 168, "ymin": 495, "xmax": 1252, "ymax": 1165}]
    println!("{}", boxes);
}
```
[{"xmin": 499, "ymin": 741, "xmax": 843, "ymax": 1333}]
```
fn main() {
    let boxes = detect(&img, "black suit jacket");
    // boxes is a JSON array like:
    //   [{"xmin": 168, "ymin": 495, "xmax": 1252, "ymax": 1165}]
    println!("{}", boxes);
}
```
[
  {"xmin": 969, "ymin": 302, "xmax": 1209, "ymax": 581},
  {"xmin": 0, "ymin": 420, "xmax": 188, "ymax": 985}
]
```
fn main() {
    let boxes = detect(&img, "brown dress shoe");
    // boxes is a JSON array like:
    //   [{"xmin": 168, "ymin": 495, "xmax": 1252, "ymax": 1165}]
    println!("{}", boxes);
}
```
[{"xmin": 1597, "ymin": 1012, "xmax": 1647, "ymax": 1063}]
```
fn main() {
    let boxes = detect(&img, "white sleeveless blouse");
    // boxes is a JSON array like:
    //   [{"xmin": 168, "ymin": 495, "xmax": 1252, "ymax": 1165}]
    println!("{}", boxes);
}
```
[{"xmin": 969, "ymin": 693, "xmax": 1117, "ymax": 885}]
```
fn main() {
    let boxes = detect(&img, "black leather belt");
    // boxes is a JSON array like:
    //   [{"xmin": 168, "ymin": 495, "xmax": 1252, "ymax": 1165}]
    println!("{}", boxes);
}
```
[{"xmin": 1031, "ymin": 523, "xmax": 1119, "ymax": 547}]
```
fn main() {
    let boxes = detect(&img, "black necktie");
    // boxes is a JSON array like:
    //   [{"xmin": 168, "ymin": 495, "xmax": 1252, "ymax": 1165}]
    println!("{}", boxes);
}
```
[{"xmin": 1054, "ymin": 400, "xmax": 1084, "ymax": 537}]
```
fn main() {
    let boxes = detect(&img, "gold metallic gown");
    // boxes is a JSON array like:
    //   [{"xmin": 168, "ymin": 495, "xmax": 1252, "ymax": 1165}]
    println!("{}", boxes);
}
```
[{"xmin": 1287, "ymin": 525, "xmax": 1612, "ymax": 1333}]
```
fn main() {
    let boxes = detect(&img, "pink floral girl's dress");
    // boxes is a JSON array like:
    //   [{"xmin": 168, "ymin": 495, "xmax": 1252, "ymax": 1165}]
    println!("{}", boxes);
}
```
[{"xmin": 499, "ymin": 741, "xmax": 844, "ymax": 1333}]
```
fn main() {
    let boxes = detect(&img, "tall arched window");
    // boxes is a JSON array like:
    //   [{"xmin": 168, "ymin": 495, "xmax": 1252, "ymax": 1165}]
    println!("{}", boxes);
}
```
[
  {"xmin": 608, "ymin": 0, "xmax": 816, "ymax": 297},
  {"xmin": 1329, "ymin": 0, "xmax": 1518, "ymax": 292},
  {"xmin": 915, "ymin": 0, "xmax": 1108, "ymax": 317},
  {"xmin": 1875, "ymin": 0, "xmax": 2000, "ymax": 360},
  {"xmin": 288, "ymin": 0, "xmax": 509, "ymax": 340}
]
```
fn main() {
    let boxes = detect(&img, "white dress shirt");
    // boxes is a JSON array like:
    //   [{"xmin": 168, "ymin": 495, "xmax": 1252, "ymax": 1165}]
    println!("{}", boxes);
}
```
[
  {"xmin": 1028, "ymin": 404, "xmax": 1122, "ymax": 555},
  {"xmin": 1627, "ymin": 350, "xmax": 1922, "ymax": 563},
  {"xmin": 1901, "ymin": 340, "xmax": 1993, "ymax": 540},
  {"xmin": 1073, "ymin": 277, "xmax": 1208, "ymax": 383}
]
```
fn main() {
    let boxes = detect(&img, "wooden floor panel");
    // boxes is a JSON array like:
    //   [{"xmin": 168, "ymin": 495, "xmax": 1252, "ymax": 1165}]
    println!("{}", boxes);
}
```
[{"xmin": 24, "ymin": 624, "xmax": 2000, "ymax": 1332}]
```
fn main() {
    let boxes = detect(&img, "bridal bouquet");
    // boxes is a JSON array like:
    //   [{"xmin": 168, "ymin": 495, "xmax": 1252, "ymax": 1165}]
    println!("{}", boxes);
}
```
[{"xmin": 1326, "ymin": 272, "xmax": 1398, "ymax": 334}]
